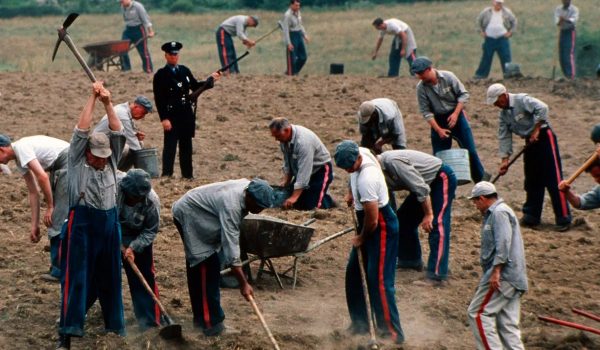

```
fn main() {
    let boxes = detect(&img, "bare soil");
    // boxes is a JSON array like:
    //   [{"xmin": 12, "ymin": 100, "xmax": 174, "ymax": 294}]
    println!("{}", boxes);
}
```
[{"xmin": 0, "ymin": 72, "xmax": 598, "ymax": 350}]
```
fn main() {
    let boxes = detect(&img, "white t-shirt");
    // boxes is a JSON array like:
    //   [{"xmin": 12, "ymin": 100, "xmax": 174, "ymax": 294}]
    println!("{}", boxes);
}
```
[
  {"xmin": 12, "ymin": 135, "xmax": 69, "ymax": 175},
  {"xmin": 380, "ymin": 19, "xmax": 418, "ymax": 57},
  {"xmin": 485, "ymin": 10, "xmax": 507, "ymax": 38},
  {"xmin": 351, "ymin": 148, "xmax": 389, "ymax": 211}
]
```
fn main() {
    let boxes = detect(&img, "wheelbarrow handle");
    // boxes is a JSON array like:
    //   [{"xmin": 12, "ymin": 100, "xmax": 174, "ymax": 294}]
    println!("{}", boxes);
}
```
[
  {"xmin": 572, "ymin": 308, "xmax": 600, "ymax": 323},
  {"xmin": 538, "ymin": 315, "xmax": 600, "ymax": 335}
]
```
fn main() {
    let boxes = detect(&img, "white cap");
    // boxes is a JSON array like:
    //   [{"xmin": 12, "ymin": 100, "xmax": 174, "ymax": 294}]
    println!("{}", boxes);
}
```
[
  {"xmin": 468, "ymin": 181, "xmax": 497, "ymax": 199},
  {"xmin": 358, "ymin": 101, "xmax": 376, "ymax": 124},
  {"xmin": 486, "ymin": 83, "xmax": 507, "ymax": 105},
  {"xmin": 494, "ymin": 0, "xmax": 504, "ymax": 3}
]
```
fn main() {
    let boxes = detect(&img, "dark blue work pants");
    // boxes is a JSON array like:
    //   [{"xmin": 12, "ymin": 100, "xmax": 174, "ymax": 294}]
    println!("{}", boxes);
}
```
[
  {"xmin": 559, "ymin": 29, "xmax": 576, "ymax": 79},
  {"xmin": 59, "ymin": 206, "xmax": 125, "ymax": 337},
  {"xmin": 216, "ymin": 28, "xmax": 239, "ymax": 74},
  {"xmin": 474, "ymin": 36, "xmax": 511, "ymax": 78},
  {"xmin": 388, "ymin": 46, "xmax": 416, "ymax": 77},
  {"xmin": 50, "ymin": 235, "xmax": 61, "ymax": 278},
  {"xmin": 294, "ymin": 161, "xmax": 335, "ymax": 210},
  {"xmin": 346, "ymin": 204, "xmax": 404, "ymax": 343},
  {"xmin": 121, "ymin": 25, "xmax": 153, "ymax": 73},
  {"xmin": 286, "ymin": 31, "xmax": 307, "ymax": 75},
  {"xmin": 396, "ymin": 164, "xmax": 457, "ymax": 281},
  {"xmin": 123, "ymin": 244, "xmax": 161, "ymax": 330},
  {"xmin": 431, "ymin": 111, "xmax": 486, "ymax": 183}
]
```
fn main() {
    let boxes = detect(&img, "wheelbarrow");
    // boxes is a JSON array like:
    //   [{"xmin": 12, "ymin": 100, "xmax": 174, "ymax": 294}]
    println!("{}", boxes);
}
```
[
  {"xmin": 82, "ymin": 39, "xmax": 131, "ymax": 71},
  {"xmin": 221, "ymin": 214, "xmax": 353, "ymax": 289}
]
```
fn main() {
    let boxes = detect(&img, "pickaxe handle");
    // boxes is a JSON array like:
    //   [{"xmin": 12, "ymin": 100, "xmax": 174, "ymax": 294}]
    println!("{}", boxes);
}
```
[
  {"xmin": 565, "ymin": 152, "xmax": 598, "ymax": 185},
  {"xmin": 59, "ymin": 29, "xmax": 97, "ymax": 82},
  {"xmin": 254, "ymin": 23, "xmax": 282, "ymax": 45},
  {"xmin": 491, "ymin": 146, "xmax": 527, "ymax": 184}
]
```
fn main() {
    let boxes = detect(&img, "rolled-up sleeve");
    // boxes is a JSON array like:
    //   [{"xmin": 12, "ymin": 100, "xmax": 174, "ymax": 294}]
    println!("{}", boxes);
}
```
[
  {"xmin": 417, "ymin": 84, "xmax": 434, "ymax": 121},
  {"xmin": 579, "ymin": 186, "xmax": 600, "ymax": 210},
  {"xmin": 491, "ymin": 211, "xmax": 512, "ymax": 266},
  {"xmin": 135, "ymin": 2, "xmax": 152, "ymax": 28},
  {"xmin": 451, "ymin": 74, "xmax": 469, "ymax": 104}
]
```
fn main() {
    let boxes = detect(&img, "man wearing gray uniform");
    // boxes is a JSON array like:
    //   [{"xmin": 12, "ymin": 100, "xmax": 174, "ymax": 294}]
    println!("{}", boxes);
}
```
[
  {"xmin": 269, "ymin": 117, "xmax": 335, "ymax": 210},
  {"xmin": 0, "ymin": 134, "xmax": 69, "ymax": 282},
  {"xmin": 378, "ymin": 150, "xmax": 457, "ymax": 283},
  {"xmin": 117, "ymin": 169, "xmax": 163, "ymax": 330},
  {"xmin": 554, "ymin": 0, "xmax": 579, "ymax": 79},
  {"xmin": 119, "ymin": 0, "xmax": 155, "ymax": 73},
  {"xmin": 357, "ymin": 98, "xmax": 407, "ymax": 154},
  {"xmin": 172, "ymin": 178, "xmax": 274, "ymax": 336},
  {"xmin": 467, "ymin": 181, "xmax": 527, "ymax": 350},
  {"xmin": 94, "ymin": 96, "xmax": 153, "ymax": 171},
  {"xmin": 282, "ymin": 0, "xmax": 309, "ymax": 75},
  {"xmin": 216, "ymin": 15, "xmax": 258, "ymax": 74}
]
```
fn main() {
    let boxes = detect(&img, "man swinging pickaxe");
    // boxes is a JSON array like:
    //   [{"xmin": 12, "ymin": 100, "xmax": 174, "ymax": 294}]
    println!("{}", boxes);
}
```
[{"xmin": 52, "ymin": 13, "xmax": 98, "ymax": 82}]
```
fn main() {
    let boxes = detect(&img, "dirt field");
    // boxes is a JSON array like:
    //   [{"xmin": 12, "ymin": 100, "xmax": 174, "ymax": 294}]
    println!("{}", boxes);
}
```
[{"xmin": 0, "ymin": 71, "xmax": 598, "ymax": 350}]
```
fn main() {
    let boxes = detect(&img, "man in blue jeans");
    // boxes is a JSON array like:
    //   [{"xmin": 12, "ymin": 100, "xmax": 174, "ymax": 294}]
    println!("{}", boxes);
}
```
[
  {"xmin": 473, "ymin": 0, "xmax": 517, "ymax": 79},
  {"xmin": 413, "ymin": 57, "xmax": 489, "ymax": 183},
  {"xmin": 120, "ymin": 0, "xmax": 155, "ymax": 73},
  {"xmin": 282, "ymin": 0, "xmax": 309, "ymax": 75}
]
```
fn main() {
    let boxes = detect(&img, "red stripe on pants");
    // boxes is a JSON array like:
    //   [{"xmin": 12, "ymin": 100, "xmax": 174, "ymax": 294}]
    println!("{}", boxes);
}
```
[
  {"xmin": 434, "ymin": 172, "xmax": 449, "ymax": 275},
  {"xmin": 62, "ymin": 209, "xmax": 75, "ymax": 317},
  {"xmin": 287, "ymin": 49, "xmax": 292, "ymax": 75},
  {"xmin": 476, "ymin": 288, "xmax": 496, "ymax": 350},
  {"xmin": 316, "ymin": 163, "xmax": 330, "ymax": 208},
  {"xmin": 546, "ymin": 129, "xmax": 569, "ymax": 217},
  {"xmin": 220, "ymin": 29, "xmax": 229, "ymax": 76},
  {"xmin": 200, "ymin": 264, "xmax": 212, "ymax": 328},
  {"xmin": 139, "ymin": 26, "xmax": 151, "ymax": 73},
  {"xmin": 377, "ymin": 212, "xmax": 397, "ymax": 339},
  {"xmin": 569, "ymin": 30, "xmax": 576, "ymax": 79}
]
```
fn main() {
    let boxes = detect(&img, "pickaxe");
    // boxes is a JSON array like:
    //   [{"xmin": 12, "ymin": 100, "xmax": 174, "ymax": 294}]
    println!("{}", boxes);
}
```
[{"xmin": 52, "ymin": 13, "xmax": 97, "ymax": 82}]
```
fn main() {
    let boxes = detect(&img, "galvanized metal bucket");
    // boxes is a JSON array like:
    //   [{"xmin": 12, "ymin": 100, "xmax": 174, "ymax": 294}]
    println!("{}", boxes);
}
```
[
  {"xmin": 132, "ymin": 148, "xmax": 159, "ymax": 178},
  {"xmin": 435, "ymin": 148, "xmax": 472, "ymax": 185}
]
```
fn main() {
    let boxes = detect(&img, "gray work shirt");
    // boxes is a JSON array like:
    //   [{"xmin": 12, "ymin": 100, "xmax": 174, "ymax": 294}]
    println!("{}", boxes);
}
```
[
  {"xmin": 94, "ymin": 102, "xmax": 142, "ymax": 151},
  {"xmin": 416, "ymin": 70, "xmax": 470, "ymax": 121},
  {"xmin": 67, "ymin": 127, "xmax": 125, "ymax": 209},
  {"xmin": 122, "ymin": 1, "xmax": 152, "ymax": 28},
  {"xmin": 479, "ymin": 199, "xmax": 528, "ymax": 292},
  {"xmin": 280, "ymin": 125, "xmax": 331, "ymax": 190},
  {"xmin": 359, "ymin": 98, "xmax": 407, "ymax": 148},
  {"xmin": 282, "ymin": 8, "xmax": 306, "ymax": 45},
  {"xmin": 378, "ymin": 150, "xmax": 442, "ymax": 202},
  {"xmin": 476, "ymin": 6, "xmax": 517, "ymax": 33},
  {"xmin": 117, "ymin": 172, "xmax": 160, "ymax": 253},
  {"xmin": 578, "ymin": 185, "xmax": 600, "ymax": 210},
  {"xmin": 498, "ymin": 93, "xmax": 550, "ymax": 158},
  {"xmin": 220, "ymin": 15, "xmax": 251, "ymax": 41},
  {"xmin": 172, "ymin": 179, "xmax": 250, "ymax": 268},
  {"xmin": 554, "ymin": 4, "xmax": 579, "ymax": 31}
]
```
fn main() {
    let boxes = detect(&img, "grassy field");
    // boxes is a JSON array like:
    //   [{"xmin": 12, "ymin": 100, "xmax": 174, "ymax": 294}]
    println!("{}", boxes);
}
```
[{"xmin": 0, "ymin": 0, "xmax": 599, "ymax": 79}]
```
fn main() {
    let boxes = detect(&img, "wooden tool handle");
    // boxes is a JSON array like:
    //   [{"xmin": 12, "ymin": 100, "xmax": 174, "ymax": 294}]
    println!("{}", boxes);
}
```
[
  {"xmin": 248, "ymin": 295, "xmax": 281, "ymax": 350},
  {"xmin": 565, "ymin": 153, "xmax": 598, "ymax": 185},
  {"xmin": 125, "ymin": 257, "xmax": 167, "ymax": 315}
]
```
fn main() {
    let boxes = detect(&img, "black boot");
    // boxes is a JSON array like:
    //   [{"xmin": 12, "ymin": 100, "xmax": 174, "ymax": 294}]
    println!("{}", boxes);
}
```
[{"xmin": 56, "ymin": 334, "xmax": 70, "ymax": 349}]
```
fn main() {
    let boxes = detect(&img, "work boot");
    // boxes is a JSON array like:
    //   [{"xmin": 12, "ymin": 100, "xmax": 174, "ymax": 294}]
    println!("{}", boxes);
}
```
[
  {"xmin": 56, "ymin": 334, "xmax": 70, "ymax": 350},
  {"xmin": 519, "ymin": 216, "xmax": 540, "ymax": 228},
  {"xmin": 40, "ymin": 273, "xmax": 60, "ymax": 283}
]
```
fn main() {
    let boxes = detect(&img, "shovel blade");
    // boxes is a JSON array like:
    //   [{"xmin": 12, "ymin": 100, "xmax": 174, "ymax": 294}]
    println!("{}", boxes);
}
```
[{"xmin": 159, "ymin": 324, "xmax": 182, "ymax": 340}]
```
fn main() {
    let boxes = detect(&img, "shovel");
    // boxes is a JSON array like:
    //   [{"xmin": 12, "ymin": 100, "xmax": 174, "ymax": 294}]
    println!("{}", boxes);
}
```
[
  {"xmin": 491, "ymin": 146, "xmax": 526, "ymax": 184},
  {"xmin": 124, "ymin": 256, "xmax": 182, "ymax": 339}
]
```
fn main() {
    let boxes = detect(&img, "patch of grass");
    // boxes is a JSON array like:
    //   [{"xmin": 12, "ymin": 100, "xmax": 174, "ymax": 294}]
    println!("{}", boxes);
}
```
[{"xmin": 0, "ymin": 0, "xmax": 598, "ymax": 79}]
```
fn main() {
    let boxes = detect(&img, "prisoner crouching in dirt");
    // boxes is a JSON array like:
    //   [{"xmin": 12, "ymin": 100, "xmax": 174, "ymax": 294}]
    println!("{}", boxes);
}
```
[
  {"xmin": 58, "ymin": 82, "xmax": 126, "ymax": 350},
  {"xmin": 282, "ymin": 0, "xmax": 309, "ymax": 76},
  {"xmin": 117, "ymin": 169, "xmax": 163, "ymax": 330},
  {"xmin": 172, "ymin": 178, "xmax": 274, "ymax": 336},
  {"xmin": 334, "ymin": 140, "xmax": 404, "ymax": 344},
  {"xmin": 371, "ymin": 17, "xmax": 418, "ymax": 77},
  {"xmin": 357, "ymin": 98, "xmax": 407, "ymax": 154},
  {"xmin": 554, "ymin": 0, "xmax": 579, "ymax": 79},
  {"xmin": 153, "ymin": 41, "xmax": 221, "ymax": 179},
  {"xmin": 559, "ymin": 158, "xmax": 600, "ymax": 211},
  {"xmin": 412, "ymin": 56, "xmax": 489, "ymax": 183},
  {"xmin": 467, "ymin": 181, "xmax": 527, "ymax": 350},
  {"xmin": 269, "ymin": 117, "xmax": 335, "ymax": 210},
  {"xmin": 473, "ymin": 0, "xmax": 517, "ymax": 79},
  {"xmin": 0, "ymin": 134, "xmax": 69, "ymax": 282},
  {"xmin": 93, "ymin": 95, "xmax": 153, "ymax": 171},
  {"xmin": 120, "ymin": 0, "xmax": 154, "ymax": 73},
  {"xmin": 378, "ymin": 149, "xmax": 457, "ymax": 284},
  {"xmin": 216, "ymin": 15, "xmax": 258, "ymax": 74},
  {"xmin": 486, "ymin": 83, "xmax": 572, "ymax": 231}
]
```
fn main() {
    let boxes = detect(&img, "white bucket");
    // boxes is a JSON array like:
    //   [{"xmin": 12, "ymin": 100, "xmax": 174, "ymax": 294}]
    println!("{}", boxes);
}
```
[{"xmin": 435, "ymin": 149, "xmax": 472, "ymax": 185}]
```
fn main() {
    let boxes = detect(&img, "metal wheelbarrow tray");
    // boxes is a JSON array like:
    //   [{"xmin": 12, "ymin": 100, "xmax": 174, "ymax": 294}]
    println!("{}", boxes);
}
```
[{"xmin": 82, "ymin": 39, "xmax": 131, "ymax": 71}]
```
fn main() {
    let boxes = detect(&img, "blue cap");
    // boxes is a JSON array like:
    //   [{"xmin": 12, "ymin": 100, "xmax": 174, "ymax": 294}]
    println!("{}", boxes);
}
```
[
  {"xmin": 411, "ymin": 56, "xmax": 432, "ymax": 74},
  {"xmin": 334, "ymin": 140, "xmax": 359, "ymax": 169},
  {"xmin": 120, "ymin": 169, "xmax": 152, "ymax": 197},
  {"xmin": 247, "ymin": 178, "xmax": 274, "ymax": 209},
  {"xmin": 0, "ymin": 134, "xmax": 11, "ymax": 147},
  {"xmin": 592, "ymin": 123, "xmax": 600, "ymax": 143},
  {"xmin": 134, "ymin": 96, "xmax": 153, "ymax": 113}
]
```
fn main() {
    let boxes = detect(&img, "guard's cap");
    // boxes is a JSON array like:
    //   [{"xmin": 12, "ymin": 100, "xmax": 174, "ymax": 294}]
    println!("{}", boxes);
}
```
[
  {"xmin": 88, "ymin": 132, "xmax": 112, "ymax": 158},
  {"xmin": 0, "ymin": 134, "xmax": 11, "ymax": 147},
  {"xmin": 591, "ymin": 123, "xmax": 600, "ymax": 143},
  {"xmin": 468, "ymin": 181, "xmax": 497, "ymax": 199},
  {"xmin": 334, "ymin": 140, "xmax": 360, "ymax": 169},
  {"xmin": 358, "ymin": 101, "xmax": 376, "ymax": 124},
  {"xmin": 250, "ymin": 15, "xmax": 259, "ymax": 26},
  {"xmin": 134, "ymin": 95, "xmax": 153, "ymax": 113},
  {"xmin": 247, "ymin": 178, "xmax": 274, "ymax": 209},
  {"xmin": 410, "ymin": 56, "xmax": 433, "ymax": 75},
  {"xmin": 120, "ymin": 169, "xmax": 152, "ymax": 197},
  {"xmin": 161, "ymin": 41, "xmax": 183, "ymax": 54},
  {"xmin": 486, "ymin": 83, "xmax": 507, "ymax": 105}
]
